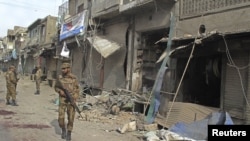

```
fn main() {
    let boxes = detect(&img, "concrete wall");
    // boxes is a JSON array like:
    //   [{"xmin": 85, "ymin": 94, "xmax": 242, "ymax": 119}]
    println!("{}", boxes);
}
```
[
  {"xmin": 102, "ymin": 21, "xmax": 128, "ymax": 89},
  {"xmin": 45, "ymin": 16, "xmax": 57, "ymax": 44},
  {"xmin": 81, "ymin": 19, "xmax": 128, "ymax": 90},
  {"xmin": 134, "ymin": 2, "xmax": 173, "ymax": 32},
  {"xmin": 175, "ymin": 5, "xmax": 250, "ymax": 38},
  {"xmin": 71, "ymin": 45, "xmax": 85, "ymax": 80},
  {"xmin": 69, "ymin": 0, "xmax": 87, "ymax": 15},
  {"xmin": 69, "ymin": 0, "xmax": 77, "ymax": 16}
]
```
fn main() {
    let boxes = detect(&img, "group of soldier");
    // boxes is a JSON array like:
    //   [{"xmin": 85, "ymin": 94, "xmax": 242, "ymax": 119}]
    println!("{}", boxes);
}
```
[
  {"xmin": 4, "ymin": 65, "xmax": 42, "ymax": 106},
  {"xmin": 4, "ymin": 65, "xmax": 19, "ymax": 106},
  {"xmin": 3, "ymin": 62, "xmax": 79, "ymax": 141}
]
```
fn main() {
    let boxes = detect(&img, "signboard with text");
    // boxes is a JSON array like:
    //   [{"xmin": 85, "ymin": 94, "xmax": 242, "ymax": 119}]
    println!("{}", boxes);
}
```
[{"xmin": 59, "ymin": 10, "xmax": 88, "ymax": 41}]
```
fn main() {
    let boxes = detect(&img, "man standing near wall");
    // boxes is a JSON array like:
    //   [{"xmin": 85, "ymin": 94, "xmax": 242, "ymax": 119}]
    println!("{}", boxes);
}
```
[
  {"xmin": 54, "ymin": 62, "xmax": 80, "ymax": 141},
  {"xmin": 34, "ymin": 65, "xmax": 42, "ymax": 95},
  {"xmin": 5, "ymin": 65, "xmax": 19, "ymax": 106}
]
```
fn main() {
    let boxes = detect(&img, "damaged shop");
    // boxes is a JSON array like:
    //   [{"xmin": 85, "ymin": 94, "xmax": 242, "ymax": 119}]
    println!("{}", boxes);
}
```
[
  {"xmin": 72, "ymin": 29, "xmax": 250, "ymax": 141},
  {"xmin": 164, "ymin": 30, "xmax": 250, "ymax": 126},
  {"xmin": 57, "ymin": 9, "xmax": 127, "ymax": 92}
]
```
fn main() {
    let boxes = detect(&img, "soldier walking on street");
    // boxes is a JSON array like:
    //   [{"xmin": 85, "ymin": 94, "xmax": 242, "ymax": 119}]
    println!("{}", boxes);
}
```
[
  {"xmin": 54, "ymin": 62, "xmax": 80, "ymax": 141},
  {"xmin": 5, "ymin": 65, "xmax": 19, "ymax": 106},
  {"xmin": 31, "ymin": 66, "xmax": 38, "ymax": 81},
  {"xmin": 34, "ymin": 65, "xmax": 42, "ymax": 95}
]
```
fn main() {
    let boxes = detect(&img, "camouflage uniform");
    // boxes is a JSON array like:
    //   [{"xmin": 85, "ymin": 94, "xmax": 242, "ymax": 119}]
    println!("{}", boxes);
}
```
[
  {"xmin": 54, "ymin": 63, "xmax": 79, "ymax": 140},
  {"xmin": 34, "ymin": 66, "xmax": 42, "ymax": 94},
  {"xmin": 5, "ymin": 66, "xmax": 18, "ymax": 105}
]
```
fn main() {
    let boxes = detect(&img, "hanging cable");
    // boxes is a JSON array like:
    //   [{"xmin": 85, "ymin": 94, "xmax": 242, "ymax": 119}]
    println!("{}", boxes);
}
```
[
  {"xmin": 222, "ymin": 35, "xmax": 250, "ymax": 110},
  {"xmin": 164, "ymin": 12, "xmax": 205, "ymax": 127},
  {"xmin": 165, "ymin": 37, "xmax": 197, "ymax": 126}
]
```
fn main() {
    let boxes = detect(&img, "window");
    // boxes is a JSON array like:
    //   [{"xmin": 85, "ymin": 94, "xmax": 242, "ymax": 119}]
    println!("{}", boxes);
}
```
[{"xmin": 180, "ymin": 0, "xmax": 250, "ymax": 19}]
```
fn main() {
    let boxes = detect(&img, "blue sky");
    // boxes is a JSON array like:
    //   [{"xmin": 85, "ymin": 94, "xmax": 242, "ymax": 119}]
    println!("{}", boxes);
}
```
[{"xmin": 0, "ymin": 0, "xmax": 63, "ymax": 37}]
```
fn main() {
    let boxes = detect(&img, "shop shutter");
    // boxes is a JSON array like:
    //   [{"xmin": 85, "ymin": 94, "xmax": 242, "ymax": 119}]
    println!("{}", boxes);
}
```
[{"xmin": 224, "ymin": 51, "xmax": 249, "ymax": 120}]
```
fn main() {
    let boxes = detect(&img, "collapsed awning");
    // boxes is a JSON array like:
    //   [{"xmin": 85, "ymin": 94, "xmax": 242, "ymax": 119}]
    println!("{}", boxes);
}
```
[
  {"xmin": 169, "ymin": 31, "xmax": 221, "ymax": 58},
  {"xmin": 169, "ymin": 30, "xmax": 250, "ymax": 58},
  {"xmin": 87, "ymin": 36, "xmax": 121, "ymax": 58}
]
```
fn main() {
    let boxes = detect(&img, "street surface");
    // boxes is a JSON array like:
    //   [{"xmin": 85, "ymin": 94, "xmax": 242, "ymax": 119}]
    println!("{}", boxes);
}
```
[{"xmin": 0, "ymin": 73, "xmax": 141, "ymax": 141}]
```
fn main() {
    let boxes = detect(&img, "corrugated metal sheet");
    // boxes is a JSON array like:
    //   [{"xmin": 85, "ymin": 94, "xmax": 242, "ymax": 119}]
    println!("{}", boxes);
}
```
[
  {"xmin": 155, "ymin": 102, "xmax": 218, "ymax": 128},
  {"xmin": 171, "ymin": 30, "xmax": 250, "ymax": 58},
  {"xmin": 224, "ymin": 51, "xmax": 249, "ymax": 120},
  {"xmin": 87, "ymin": 36, "xmax": 121, "ymax": 58}
]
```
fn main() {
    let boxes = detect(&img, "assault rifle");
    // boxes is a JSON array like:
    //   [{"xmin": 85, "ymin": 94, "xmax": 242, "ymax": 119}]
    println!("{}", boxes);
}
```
[{"xmin": 56, "ymin": 80, "xmax": 84, "ymax": 119}]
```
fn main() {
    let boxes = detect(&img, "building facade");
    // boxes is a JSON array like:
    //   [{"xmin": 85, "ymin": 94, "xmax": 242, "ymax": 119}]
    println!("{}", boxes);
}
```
[
  {"xmin": 1, "ymin": 0, "xmax": 249, "ymax": 126},
  {"xmin": 22, "ymin": 15, "xmax": 57, "ymax": 79},
  {"xmin": 169, "ymin": 0, "xmax": 250, "ymax": 125}
]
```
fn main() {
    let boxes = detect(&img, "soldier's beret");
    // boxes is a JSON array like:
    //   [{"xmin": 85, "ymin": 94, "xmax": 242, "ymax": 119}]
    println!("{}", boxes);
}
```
[{"xmin": 61, "ymin": 63, "xmax": 71, "ymax": 68}]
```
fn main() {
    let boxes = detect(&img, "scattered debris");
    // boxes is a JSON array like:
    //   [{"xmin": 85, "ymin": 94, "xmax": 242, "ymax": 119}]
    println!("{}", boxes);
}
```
[
  {"xmin": 77, "ymin": 87, "xmax": 234, "ymax": 141},
  {"xmin": 118, "ymin": 121, "xmax": 137, "ymax": 134},
  {"xmin": 143, "ymin": 123, "xmax": 158, "ymax": 131},
  {"xmin": 168, "ymin": 110, "xmax": 233, "ymax": 140},
  {"xmin": 110, "ymin": 105, "xmax": 120, "ymax": 115}
]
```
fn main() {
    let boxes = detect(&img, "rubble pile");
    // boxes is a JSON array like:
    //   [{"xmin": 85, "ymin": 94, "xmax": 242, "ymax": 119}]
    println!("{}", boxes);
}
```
[
  {"xmin": 78, "ymin": 110, "xmax": 138, "ymax": 125},
  {"xmin": 77, "ymin": 88, "xmax": 148, "ymax": 127}
]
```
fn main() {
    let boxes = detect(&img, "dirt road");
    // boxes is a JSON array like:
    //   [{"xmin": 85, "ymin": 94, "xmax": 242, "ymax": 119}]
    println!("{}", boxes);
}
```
[{"xmin": 0, "ymin": 74, "xmax": 142, "ymax": 141}]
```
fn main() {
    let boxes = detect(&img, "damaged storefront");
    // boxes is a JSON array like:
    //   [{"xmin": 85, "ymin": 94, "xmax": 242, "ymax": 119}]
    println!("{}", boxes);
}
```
[
  {"xmin": 130, "ymin": 1, "xmax": 174, "ymax": 92},
  {"xmin": 59, "ymin": 9, "xmax": 127, "ymax": 91},
  {"xmin": 58, "ymin": 10, "xmax": 89, "ymax": 85},
  {"xmin": 169, "ymin": 31, "xmax": 250, "ymax": 125},
  {"xmin": 40, "ymin": 45, "xmax": 57, "ymax": 83},
  {"xmin": 125, "ymin": 0, "xmax": 176, "ymax": 119},
  {"xmin": 86, "ymin": 34, "xmax": 126, "ymax": 90},
  {"xmin": 21, "ymin": 47, "xmax": 36, "ymax": 75}
]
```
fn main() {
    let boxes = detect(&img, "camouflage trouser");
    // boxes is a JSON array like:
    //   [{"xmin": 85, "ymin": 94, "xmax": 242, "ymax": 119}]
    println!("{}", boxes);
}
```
[
  {"xmin": 6, "ymin": 85, "xmax": 16, "ymax": 100},
  {"xmin": 58, "ymin": 100, "xmax": 76, "ymax": 131},
  {"xmin": 35, "ymin": 79, "xmax": 41, "ymax": 91}
]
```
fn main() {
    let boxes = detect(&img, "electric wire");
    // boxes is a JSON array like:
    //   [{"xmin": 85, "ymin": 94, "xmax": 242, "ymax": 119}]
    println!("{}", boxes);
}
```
[
  {"xmin": 165, "ymin": 13, "xmax": 205, "ymax": 127},
  {"xmin": 0, "ymin": 1, "xmax": 56, "ymax": 14},
  {"xmin": 222, "ymin": 35, "xmax": 250, "ymax": 110},
  {"xmin": 165, "ymin": 36, "xmax": 197, "ymax": 127}
]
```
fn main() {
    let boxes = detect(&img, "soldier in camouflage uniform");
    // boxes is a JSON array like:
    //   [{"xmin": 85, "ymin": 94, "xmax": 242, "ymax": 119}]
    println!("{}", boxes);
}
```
[
  {"xmin": 54, "ymin": 62, "xmax": 79, "ymax": 141},
  {"xmin": 5, "ymin": 65, "xmax": 19, "ymax": 106},
  {"xmin": 34, "ymin": 65, "xmax": 42, "ymax": 95}
]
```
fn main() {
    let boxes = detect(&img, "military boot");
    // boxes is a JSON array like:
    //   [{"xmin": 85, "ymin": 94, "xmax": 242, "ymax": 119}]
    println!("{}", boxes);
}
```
[
  {"xmin": 34, "ymin": 90, "xmax": 40, "ymax": 95},
  {"xmin": 61, "ymin": 128, "xmax": 66, "ymax": 139},
  {"xmin": 12, "ymin": 100, "xmax": 18, "ymax": 106},
  {"xmin": 6, "ymin": 99, "xmax": 11, "ymax": 105},
  {"xmin": 66, "ymin": 131, "xmax": 71, "ymax": 141}
]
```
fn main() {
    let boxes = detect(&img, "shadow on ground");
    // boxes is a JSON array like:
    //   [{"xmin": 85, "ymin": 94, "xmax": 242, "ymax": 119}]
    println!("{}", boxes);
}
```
[{"xmin": 50, "ymin": 119, "xmax": 61, "ymax": 135}]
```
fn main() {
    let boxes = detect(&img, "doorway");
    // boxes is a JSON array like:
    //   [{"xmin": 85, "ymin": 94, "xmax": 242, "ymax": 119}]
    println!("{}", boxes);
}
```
[{"xmin": 177, "ymin": 55, "xmax": 222, "ymax": 107}]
